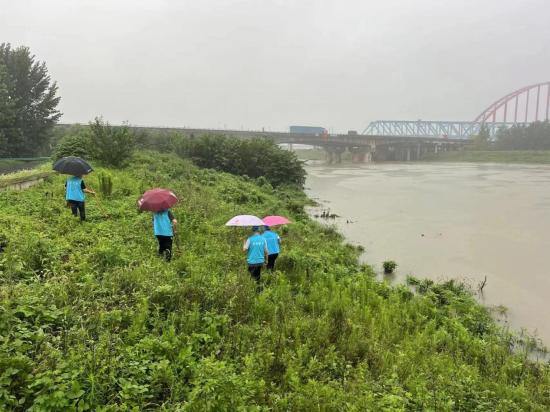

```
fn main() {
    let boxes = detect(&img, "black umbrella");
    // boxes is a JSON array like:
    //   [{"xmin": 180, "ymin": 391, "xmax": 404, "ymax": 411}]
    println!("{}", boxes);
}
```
[{"xmin": 52, "ymin": 156, "xmax": 93, "ymax": 176}]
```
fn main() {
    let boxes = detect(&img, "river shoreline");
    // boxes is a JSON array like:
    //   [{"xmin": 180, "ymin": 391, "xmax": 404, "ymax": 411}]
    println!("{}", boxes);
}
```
[
  {"xmin": 295, "ymin": 149, "xmax": 550, "ymax": 164},
  {"xmin": 305, "ymin": 161, "xmax": 550, "ymax": 347}
]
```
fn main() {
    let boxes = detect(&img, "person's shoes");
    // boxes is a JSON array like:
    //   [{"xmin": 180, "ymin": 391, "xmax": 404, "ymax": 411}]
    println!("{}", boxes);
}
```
[{"xmin": 163, "ymin": 249, "xmax": 172, "ymax": 262}]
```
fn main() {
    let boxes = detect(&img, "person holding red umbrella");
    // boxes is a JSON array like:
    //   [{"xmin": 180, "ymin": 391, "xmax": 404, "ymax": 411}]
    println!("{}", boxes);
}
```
[{"xmin": 138, "ymin": 189, "xmax": 179, "ymax": 261}]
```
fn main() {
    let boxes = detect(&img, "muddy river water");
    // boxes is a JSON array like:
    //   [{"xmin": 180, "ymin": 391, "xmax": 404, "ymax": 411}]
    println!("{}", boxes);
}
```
[{"xmin": 305, "ymin": 162, "xmax": 550, "ymax": 345}]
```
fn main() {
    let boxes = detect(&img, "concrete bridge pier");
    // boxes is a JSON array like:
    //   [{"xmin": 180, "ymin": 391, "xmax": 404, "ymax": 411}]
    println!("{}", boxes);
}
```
[
  {"xmin": 325, "ymin": 146, "xmax": 345, "ymax": 164},
  {"xmin": 349, "ymin": 146, "xmax": 372, "ymax": 163}
]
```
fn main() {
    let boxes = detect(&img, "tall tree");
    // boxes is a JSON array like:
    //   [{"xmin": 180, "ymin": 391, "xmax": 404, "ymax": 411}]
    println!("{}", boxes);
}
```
[
  {"xmin": 0, "ymin": 43, "xmax": 61, "ymax": 157},
  {"xmin": 0, "ymin": 64, "xmax": 15, "ymax": 157}
]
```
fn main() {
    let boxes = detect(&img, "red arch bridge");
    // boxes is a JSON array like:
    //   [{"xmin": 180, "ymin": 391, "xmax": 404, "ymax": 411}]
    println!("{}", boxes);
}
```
[{"xmin": 363, "ymin": 81, "xmax": 550, "ymax": 139}]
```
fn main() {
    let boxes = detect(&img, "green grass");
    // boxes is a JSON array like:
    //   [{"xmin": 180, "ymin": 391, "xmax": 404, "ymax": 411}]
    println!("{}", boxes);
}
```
[
  {"xmin": 422, "ymin": 150, "xmax": 550, "ymax": 164},
  {"xmin": 0, "ymin": 151, "xmax": 549, "ymax": 410}
]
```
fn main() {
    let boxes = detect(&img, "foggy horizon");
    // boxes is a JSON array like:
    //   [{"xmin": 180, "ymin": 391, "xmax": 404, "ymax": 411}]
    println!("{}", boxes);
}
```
[{"xmin": 2, "ymin": 0, "xmax": 549, "ymax": 133}]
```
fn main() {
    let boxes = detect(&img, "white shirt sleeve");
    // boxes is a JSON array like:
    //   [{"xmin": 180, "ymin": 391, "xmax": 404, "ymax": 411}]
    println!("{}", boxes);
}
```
[{"xmin": 244, "ymin": 239, "xmax": 250, "ymax": 250}]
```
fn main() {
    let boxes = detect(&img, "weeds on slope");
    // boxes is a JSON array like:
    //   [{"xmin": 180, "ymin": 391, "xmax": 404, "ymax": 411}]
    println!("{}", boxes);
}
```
[{"xmin": 0, "ymin": 152, "xmax": 549, "ymax": 411}]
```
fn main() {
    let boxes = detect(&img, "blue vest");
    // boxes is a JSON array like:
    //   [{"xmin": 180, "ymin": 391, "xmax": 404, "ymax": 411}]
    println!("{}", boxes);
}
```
[
  {"xmin": 153, "ymin": 210, "xmax": 173, "ymax": 236},
  {"xmin": 262, "ymin": 230, "xmax": 280, "ymax": 255},
  {"xmin": 66, "ymin": 177, "xmax": 85, "ymax": 202},
  {"xmin": 246, "ymin": 234, "xmax": 266, "ymax": 265}
]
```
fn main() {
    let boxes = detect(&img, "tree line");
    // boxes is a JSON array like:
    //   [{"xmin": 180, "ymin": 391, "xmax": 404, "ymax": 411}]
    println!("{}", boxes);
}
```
[
  {"xmin": 494, "ymin": 121, "xmax": 550, "ymax": 150},
  {"xmin": 473, "ymin": 121, "xmax": 550, "ymax": 150},
  {"xmin": 53, "ymin": 121, "xmax": 306, "ymax": 187}
]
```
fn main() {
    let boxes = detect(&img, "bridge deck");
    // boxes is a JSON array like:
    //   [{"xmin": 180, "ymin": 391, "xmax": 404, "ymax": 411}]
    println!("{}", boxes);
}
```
[{"xmin": 127, "ymin": 126, "xmax": 470, "ymax": 147}]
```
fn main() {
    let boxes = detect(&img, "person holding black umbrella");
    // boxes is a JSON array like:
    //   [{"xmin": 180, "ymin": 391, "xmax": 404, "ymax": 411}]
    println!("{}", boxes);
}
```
[
  {"xmin": 53, "ymin": 156, "xmax": 96, "ymax": 222},
  {"xmin": 65, "ymin": 175, "xmax": 96, "ymax": 221}
]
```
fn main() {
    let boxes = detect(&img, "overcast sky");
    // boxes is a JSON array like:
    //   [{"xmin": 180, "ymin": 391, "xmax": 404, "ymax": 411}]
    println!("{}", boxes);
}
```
[{"xmin": 1, "ymin": 0, "xmax": 549, "ymax": 132}]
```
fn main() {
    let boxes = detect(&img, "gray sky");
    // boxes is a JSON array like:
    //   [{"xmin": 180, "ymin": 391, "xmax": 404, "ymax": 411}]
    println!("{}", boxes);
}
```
[{"xmin": 2, "ymin": 0, "xmax": 549, "ymax": 132}]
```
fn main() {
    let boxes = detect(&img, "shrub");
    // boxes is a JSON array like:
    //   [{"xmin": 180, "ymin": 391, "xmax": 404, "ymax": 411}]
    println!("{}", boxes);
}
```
[
  {"xmin": 172, "ymin": 134, "xmax": 305, "ymax": 187},
  {"xmin": 52, "ymin": 128, "xmax": 92, "ymax": 161},
  {"xmin": 383, "ymin": 260, "xmax": 397, "ymax": 274},
  {"xmin": 89, "ymin": 117, "xmax": 135, "ymax": 167}
]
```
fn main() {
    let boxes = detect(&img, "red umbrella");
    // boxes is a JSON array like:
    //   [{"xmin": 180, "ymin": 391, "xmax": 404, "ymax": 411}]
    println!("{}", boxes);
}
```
[{"xmin": 138, "ymin": 188, "xmax": 178, "ymax": 212}]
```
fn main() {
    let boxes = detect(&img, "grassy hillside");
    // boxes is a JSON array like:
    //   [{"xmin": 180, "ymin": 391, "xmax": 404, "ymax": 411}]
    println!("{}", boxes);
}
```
[
  {"xmin": 0, "ymin": 152, "xmax": 549, "ymax": 410},
  {"xmin": 422, "ymin": 150, "xmax": 550, "ymax": 164}
]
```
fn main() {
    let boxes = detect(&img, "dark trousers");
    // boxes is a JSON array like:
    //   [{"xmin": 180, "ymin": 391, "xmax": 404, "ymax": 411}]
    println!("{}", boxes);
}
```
[
  {"xmin": 267, "ymin": 253, "xmax": 279, "ymax": 270},
  {"xmin": 248, "ymin": 264, "xmax": 263, "ymax": 283},
  {"xmin": 69, "ymin": 201, "xmax": 85, "ymax": 221},
  {"xmin": 156, "ymin": 235, "xmax": 173, "ymax": 261}
]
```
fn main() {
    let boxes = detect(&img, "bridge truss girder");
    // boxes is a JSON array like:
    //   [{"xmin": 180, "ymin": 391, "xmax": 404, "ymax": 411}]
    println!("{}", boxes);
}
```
[{"xmin": 362, "ymin": 120, "xmax": 527, "ymax": 139}]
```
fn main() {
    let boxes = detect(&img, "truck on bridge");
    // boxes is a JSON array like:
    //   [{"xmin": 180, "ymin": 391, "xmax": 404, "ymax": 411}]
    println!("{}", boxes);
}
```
[{"xmin": 289, "ymin": 125, "xmax": 328, "ymax": 136}]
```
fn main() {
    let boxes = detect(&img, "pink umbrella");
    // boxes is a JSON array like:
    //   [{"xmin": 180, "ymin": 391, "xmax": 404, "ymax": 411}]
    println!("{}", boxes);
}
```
[
  {"xmin": 225, "ymin": 215, "xmax": 265, "ymax": 227},
  {"xmin": 138, "ymin": 188, "xmax": 178, "ymax": 212},
  {"xmin": 262, "ymin": 215, "xmax": 291, "ymax": 226}
]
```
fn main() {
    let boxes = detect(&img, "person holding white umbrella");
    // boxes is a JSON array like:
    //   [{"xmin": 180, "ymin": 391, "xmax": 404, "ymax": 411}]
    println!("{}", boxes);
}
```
[
  {"xmin": 243, "ymin": 225, "xmax": 268, "ymax": 283},
  {"xmin": 225, "ymin": 215, "xmax": 268, "ymax": 283}
]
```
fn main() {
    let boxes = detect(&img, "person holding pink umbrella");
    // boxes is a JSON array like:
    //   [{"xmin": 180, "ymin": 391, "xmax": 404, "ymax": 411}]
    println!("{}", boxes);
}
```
[
  {"xmin": 262, "ymin": 226, "xmax": 281, "ymax": 270},
  {"xmin": 261, "ymin": 216, "xmax": 290, "ymax": 271}
]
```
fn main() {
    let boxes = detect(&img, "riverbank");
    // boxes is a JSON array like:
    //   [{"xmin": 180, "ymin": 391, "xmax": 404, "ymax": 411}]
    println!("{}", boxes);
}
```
[
  {"xmin": 305, "ymin": 161, "xmax": 550, "ymax": 344},
  {"xmin": 422, "ymin": 149, "xmax": 550, "ymax": 163},
  {"xmin": 0, "ymin": 158, "xmax": 50, "ymax": 174},
  {"xmin": 0, "ymin": 163, "xmax": 51, "ymax": 184},
  {"xmin": 295, "ymin": 148, "xmax": 550, "ymax": 165},
  {"xmin": 1, "ymin": 151, "xmax": 549, "ymax": 409}
]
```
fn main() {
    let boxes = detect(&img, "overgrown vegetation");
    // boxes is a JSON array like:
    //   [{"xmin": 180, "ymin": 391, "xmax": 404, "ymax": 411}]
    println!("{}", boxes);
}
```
[
  {"xmin": 54, "ymin": 124, "xmax": 305, "ymax": 187},
  {"xmin": 0, "ymin": 151, "xmax": 549, "ymax": 410}
]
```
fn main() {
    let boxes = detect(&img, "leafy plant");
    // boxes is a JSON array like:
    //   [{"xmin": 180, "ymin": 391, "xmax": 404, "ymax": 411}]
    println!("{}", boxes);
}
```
[
  {"xmin": 97, "ymin": 172, "xmax": 113, "ymax": 197},
  {"xmin": 383, "ymin": 260, "xmax": 397, "ymax": 274},
  {"xmin": 51, "ymin": 126, "xmax": 92, "ymax": 161}
]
